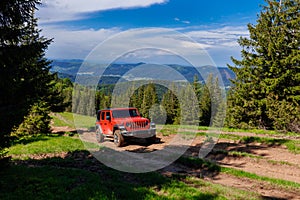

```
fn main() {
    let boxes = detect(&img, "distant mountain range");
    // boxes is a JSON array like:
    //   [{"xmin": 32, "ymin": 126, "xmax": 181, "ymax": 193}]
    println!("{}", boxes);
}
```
[{"xmin": 50, "ymin": 59, "xmax": 236, "ymax": 87}]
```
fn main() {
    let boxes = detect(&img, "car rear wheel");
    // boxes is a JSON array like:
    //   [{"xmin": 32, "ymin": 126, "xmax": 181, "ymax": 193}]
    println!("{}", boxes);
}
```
[
  {"xmin": 96, "ymin": 126, "xmax": 104, "ymax": 143},
  {"xmin": 114, "ymin": 130, "xmax": 124, "ymax": 147}
]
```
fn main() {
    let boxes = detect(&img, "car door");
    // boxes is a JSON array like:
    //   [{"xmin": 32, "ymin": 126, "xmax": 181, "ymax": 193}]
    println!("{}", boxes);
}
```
[{"xmin": 100, "ymin": 111, "xmax": 113, "ymax": 135}]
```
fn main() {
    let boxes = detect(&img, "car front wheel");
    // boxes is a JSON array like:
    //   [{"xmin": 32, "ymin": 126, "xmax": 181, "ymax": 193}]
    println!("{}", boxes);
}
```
[{"xmin": 114, "ymin": 130, "xmax": 124, "ymax": 147}]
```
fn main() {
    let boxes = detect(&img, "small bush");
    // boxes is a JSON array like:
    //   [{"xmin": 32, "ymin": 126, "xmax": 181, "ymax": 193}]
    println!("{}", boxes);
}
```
[{"xmin": 12, "ymin": 101, "xmax": 52, "ymax": 138}]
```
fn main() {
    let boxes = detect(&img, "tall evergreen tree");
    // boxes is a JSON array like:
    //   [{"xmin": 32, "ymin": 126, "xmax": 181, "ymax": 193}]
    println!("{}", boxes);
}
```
[
  {"xmin": 95, "ymin": 91, "xmax": 108, "ymax": 110},
  {"xmin": 210, "ymin": 77, "xmax": 226, "ymax": 127},
  {"xmin": 131, "ymin": 85, "xmax": 145, "ymax": 110},
  {"xmin": 140, "ymin": 83, "xmax": 158, "ymax": 119},
  {"xmin": 179, "ymin": 83, "xmax": 199, "ymax": 125},
  {"xmin": 162, "ymin": 85, "xmax": 180, "ymax": 124},
  {"xmin": 199, "ymin": 75, "xmax": 213, "ymax": 126},
  {"xmin": 227, "ymin": 0, "xmax": 300, "ymax": 132},
  {"xmin": 193, "ymin": 75, "xmax": 202, "ymax": 100},
  {"xmin": 0, "ymin": 0, "xmax": 53, "ymax": 154},
  {"xmin": 50, "ymin": 76, "xmax": 73, "ymax": 112}
]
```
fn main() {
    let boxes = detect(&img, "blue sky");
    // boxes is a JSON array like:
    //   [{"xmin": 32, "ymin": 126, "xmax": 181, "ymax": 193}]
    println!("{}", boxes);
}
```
[{"xmin": 37, "ymin": 0, "xmax": 266, "ymax": 67}]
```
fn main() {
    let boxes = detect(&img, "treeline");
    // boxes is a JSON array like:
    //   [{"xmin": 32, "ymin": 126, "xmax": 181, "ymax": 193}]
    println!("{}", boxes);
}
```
[{"xmin": 72, "ymin": 74, "xmax": 226, "ymax": 127}]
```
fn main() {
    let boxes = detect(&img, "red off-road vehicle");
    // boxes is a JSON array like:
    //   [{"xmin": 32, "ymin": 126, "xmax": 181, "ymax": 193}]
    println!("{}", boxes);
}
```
[{"xmin": 95, "ymin": 107, "xmax": 156, "ymax": 147}]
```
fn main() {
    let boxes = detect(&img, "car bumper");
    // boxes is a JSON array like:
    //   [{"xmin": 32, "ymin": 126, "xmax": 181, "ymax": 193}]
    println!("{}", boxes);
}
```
[{"xmin": 120, "ymin": 128, "xmax": 156, "ymax": 138}]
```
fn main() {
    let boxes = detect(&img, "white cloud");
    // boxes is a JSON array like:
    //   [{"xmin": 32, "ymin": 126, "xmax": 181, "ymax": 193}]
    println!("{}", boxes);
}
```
[
  {"xmin": 42, "ymin": 26, "xmax": 122, "ymax": 59},
  {"xmin": 80, "ymin": 28, "xmax": 215, "ymax": 66},
  {"xmin": 41, "ymin": 25, "xmax": 248, "ymax": 66},
  {"xmin": 186, "ymin": 26, "xmax": 249, "ymax": 48},
  {"xmin": 174, "ymin": 17, "xmax": 191, "ymax": 25},
  {"xmin": 38, "ymin": 0, "xmax": 168, "ymax": 23},
  {"xmin": 182, "ymin": 26, "xmax": 249, "ymax": 66},
  {"xmin": 182, "ymin": 21, "xmax": 190, "ymax": 24}
]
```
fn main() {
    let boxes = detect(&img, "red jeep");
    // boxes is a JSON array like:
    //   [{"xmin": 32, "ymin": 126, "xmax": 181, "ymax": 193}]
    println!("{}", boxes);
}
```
[{"xmin": 95, "ymin": 107, "xmax": 156, "ymax": 147}]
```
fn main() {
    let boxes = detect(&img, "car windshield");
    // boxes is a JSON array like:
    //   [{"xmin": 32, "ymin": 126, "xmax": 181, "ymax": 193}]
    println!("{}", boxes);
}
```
[{"xmin": 112, "ymin": 109, "xmax": 139, "ymax": 118}]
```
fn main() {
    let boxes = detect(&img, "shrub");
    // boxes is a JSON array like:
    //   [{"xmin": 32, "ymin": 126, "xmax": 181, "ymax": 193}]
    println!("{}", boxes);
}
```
[{"xmin": 12, "ymin": 101, "xmax": 52, "ymax": 138}]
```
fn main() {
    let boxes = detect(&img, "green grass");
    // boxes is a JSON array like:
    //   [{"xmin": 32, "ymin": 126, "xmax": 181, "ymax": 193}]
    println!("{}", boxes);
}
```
[
  {"xmin": 158, "ymin": 180, "xmax": 226, "ymax": 199},
  {"xmin": 51, "ymin": 112, "xmax": 95, "ymax": 129},
  {"xmin": 51, "ymin": 114, "xmax": 72, "ymax": 127},
  {"xmin": 8, "ymin": 134, "xmax": 98, "ymax": 158},
  {"xmin": 219, "ymin": 133, "xmax": 242, "ymax": 141},
  {"xmin": 212, "ymin": 149, "xmax": 262, "ymax": 159},
  {"xmin": 73, "ymin": 113, "xmax": 95, "ymax": 129},
  {"xmin": 284, "ymin": 140, "xmax": 300, "ymax": 154},
  {"xmin": 159, "ymin": 124, "xmax": 299, "ymax": 138},
  {"xmin": 267, "ymin": 159, "xmax": 297, "ymax": 166},
  {"xmin": 220, "ymin": 127, "xmax": 299, "ymax": 137}
]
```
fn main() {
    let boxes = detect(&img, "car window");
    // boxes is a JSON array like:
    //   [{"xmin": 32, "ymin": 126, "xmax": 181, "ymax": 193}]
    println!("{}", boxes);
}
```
[
  {"xmin": 106, "ymin": 112, "xmax": 111, "ymax": 120},
  {"xmin": 112, "ymin": 109, "xmax": 139, "ymax": 118},
  {"xmin": 101, "ymin": 112, "xmax": 105, "ymax": 121},
  {"xmin": 97, "ymin": 111, "xmax": 101, "ymax": 121}
]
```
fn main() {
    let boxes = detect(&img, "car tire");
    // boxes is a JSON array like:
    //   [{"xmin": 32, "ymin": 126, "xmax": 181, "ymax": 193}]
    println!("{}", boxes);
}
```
[
  {"xmin": 114, "ymin": 130, "xmax": 124, "ymax": 147},
  {"xmin": 96, "ymin": 126, "xmax": 105, "ymax": 143}
]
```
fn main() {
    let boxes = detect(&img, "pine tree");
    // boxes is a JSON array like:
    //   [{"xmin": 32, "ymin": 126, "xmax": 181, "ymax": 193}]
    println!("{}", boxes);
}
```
[
  {"xmin": 193, "ymin": 75, "xmax": 202, "ymax": 100},
  {"xmin": 199, "ymin": 74, "xmax": 213, "ymax": 126},
  {"xmin": 130, "ymin": 85, "xmax": 145, "ymax": 110},
  {"xmin": 0, "ymin": 0, "xmax": 54, "ymax": 155},
  {"xmin": 141, "ymin": 83, "xmax": 158, "ymax": 119},
  {"xmin": 179, "ymin": 83, "xmax": 199, "ymax": 125},
  {"xmin": 50, "ymin": 76, "xmax": 73, "ymax": 112},
  {"xmin": 96, "ymin": 91, "xmax": 108, "ymax": 110},
  {"xmin": 227, "ymin": 0, "xmax": 300, "ymax": 132},
  {"xmin": 162, "ymin": 85, "xmax": 180, "ymax": 124}
]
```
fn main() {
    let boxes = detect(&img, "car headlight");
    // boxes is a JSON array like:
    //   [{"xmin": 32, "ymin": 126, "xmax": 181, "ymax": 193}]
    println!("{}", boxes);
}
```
[
  {"xmin": 150, "ymin": 122, "xmax": 156, "ymax": 128},
  {"xmin": 126, "ymin": 122, "xmax": 131, "ymax": 127}
]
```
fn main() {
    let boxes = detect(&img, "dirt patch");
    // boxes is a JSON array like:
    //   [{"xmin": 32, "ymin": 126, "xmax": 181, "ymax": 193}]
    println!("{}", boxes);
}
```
[
  {"xmin": 51, "ymin": 126, "xmax": 77, "ymax": 135},
  {"xmin": 210, "ymin": 154, "xmax": 300, "ymax": 182},
  {"xmin": 208, "ymin": 173, "xmax": 299, "ymax": 200},
  {"xmin": 185, "ymin": 137, "xmax": 300, "ymax": 183}
]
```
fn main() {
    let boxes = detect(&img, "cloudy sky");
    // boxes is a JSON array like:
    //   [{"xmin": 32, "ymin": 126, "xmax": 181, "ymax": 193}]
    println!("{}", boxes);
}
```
[{"xmin": 37, "ymin": 0, "xmax": 265, "ymax": 67}]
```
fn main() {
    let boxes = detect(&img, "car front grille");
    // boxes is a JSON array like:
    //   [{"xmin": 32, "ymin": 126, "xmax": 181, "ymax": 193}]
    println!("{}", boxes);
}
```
[{"xmin": 127, "ymin": 121, "xmax": 148, "ymax": 130}]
